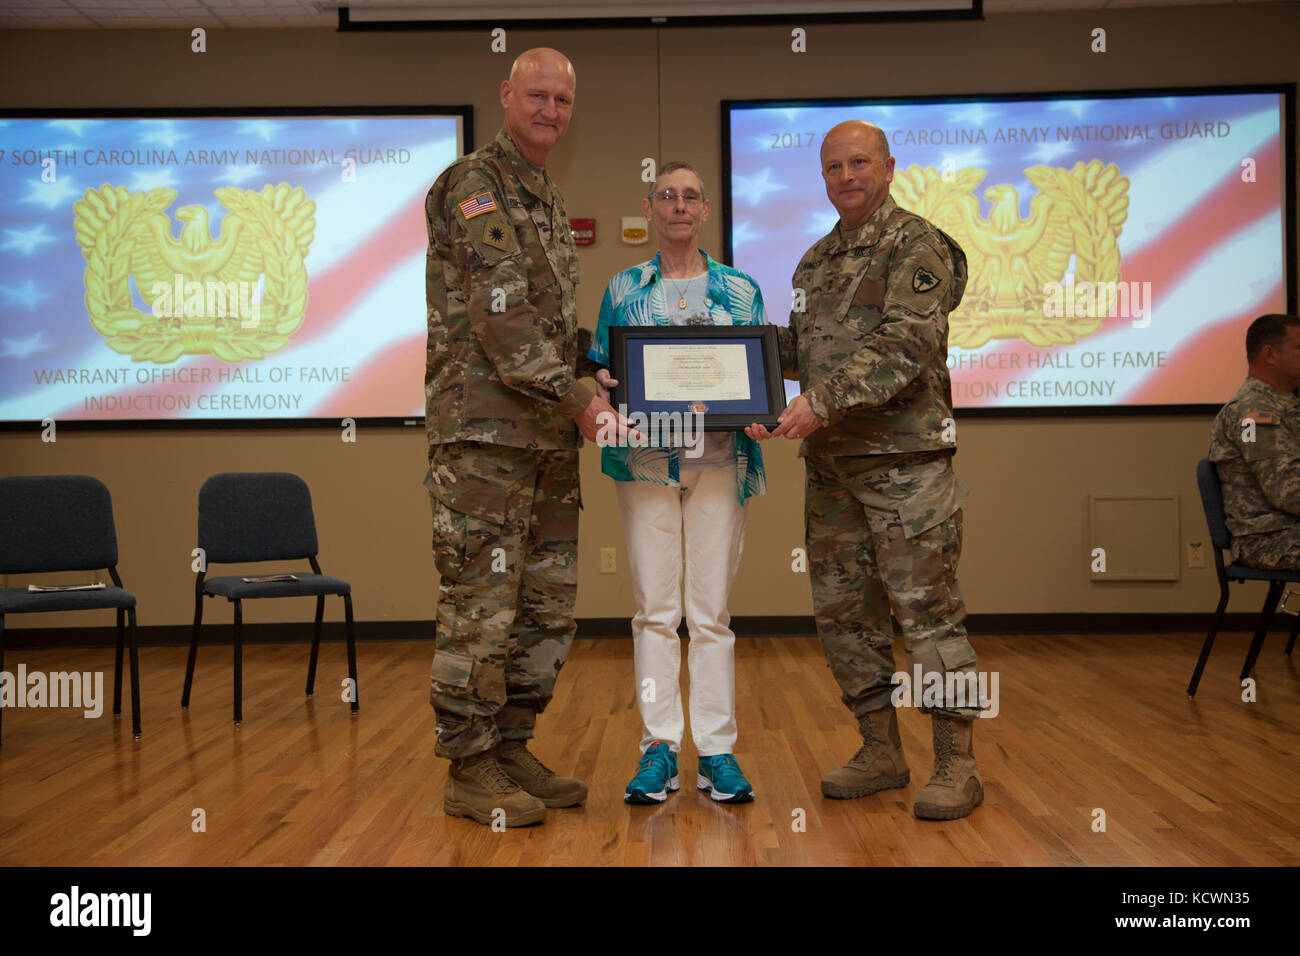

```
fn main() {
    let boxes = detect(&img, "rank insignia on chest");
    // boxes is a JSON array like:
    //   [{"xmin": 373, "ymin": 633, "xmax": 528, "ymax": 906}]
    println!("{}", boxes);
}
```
[{"xmin": 912, "ymin": 266, "xmax": 941, "ymax": 294}]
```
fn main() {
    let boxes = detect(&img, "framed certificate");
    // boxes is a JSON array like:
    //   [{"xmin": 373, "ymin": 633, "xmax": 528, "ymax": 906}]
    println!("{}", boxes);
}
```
[{"xmin": 609, "ymin": 325, "xmax": 786, "ymax": 431}]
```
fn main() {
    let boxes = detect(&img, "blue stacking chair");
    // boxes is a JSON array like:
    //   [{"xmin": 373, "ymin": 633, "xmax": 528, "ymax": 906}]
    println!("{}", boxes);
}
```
[
  {"xmin": 0, "ymin": 475, "xmax": 142, "ymax": 745},
  {"xmin": 181, "ymin": 472, "xmax": 359, "ymax": 723},
  {"xmin": 1189, "ymin": 458, "xmax": 1300, "ymax": 696}
]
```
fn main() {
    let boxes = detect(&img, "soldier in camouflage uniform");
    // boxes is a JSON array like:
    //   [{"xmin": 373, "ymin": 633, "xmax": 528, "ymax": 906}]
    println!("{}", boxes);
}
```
[
  {"xmin": 748, "ymin": 120, "xmax": 985, "ymax": 820},
  {"xmin": 1208, "ymin": 314, "xmax": 1300, "ymax": 571},
  {"xmin": 424, "ymin": 48, "xmax": 632, "ymax": 827}
]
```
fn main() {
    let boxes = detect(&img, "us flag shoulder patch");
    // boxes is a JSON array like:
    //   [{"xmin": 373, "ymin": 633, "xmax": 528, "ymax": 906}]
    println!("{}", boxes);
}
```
[
  {"xmin": 1245, "ymin": 410, "xmax": 1275, "ymax": 425},
  {"xmin": 458, "ymin": 191, "xmax": 498, "ymax": 220}
]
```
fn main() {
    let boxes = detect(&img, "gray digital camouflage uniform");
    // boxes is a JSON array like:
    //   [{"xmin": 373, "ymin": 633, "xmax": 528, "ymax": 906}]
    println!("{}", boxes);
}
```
[
  {"xmin": 778, "ymin": 195, "xmax": 983, "ymax": 719},
  {"xmin": 1208, "ymin": 376, "xmax": 1300, "ymax": 571},
  {"xmin": 424, "ymin": 127, "xmax": 595, "ymax": 759}
]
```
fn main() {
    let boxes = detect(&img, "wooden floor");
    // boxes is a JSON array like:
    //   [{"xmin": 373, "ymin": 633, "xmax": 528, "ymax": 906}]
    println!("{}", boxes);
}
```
[{"xmin": 0, "ymin": 630, "xmax": 1297, "ymax": 866}]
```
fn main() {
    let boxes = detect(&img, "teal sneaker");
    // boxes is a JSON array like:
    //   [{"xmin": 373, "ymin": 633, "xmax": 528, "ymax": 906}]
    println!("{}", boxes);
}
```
[
  {"xmin": 625, "ymin": 741, "xmax": 679, "ymax": 804},
  {"xmin": 697, "ymin": 754, "xmax": 754, "ymax": 803}
]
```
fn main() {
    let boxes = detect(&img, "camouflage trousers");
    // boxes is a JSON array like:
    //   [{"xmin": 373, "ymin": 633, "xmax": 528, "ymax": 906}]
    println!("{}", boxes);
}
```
[
  {"xmin": 805, "ymin": 450, "xmax": 982, "ymax": 720},
  {"xmin": 426, "ymin": 441, "xmax": 580, "ymax": 759},
  {"xmin": 1232, "ymin": 524, "xmax": 1300, "ymax": 572}
]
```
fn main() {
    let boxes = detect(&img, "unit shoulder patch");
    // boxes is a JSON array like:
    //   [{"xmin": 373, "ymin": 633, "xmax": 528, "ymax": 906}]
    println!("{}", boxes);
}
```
[
  {"xmin": 481, "ymin": 216, "xmax": 512, "ymax": 251},
  {"xmin": 912, "ymin": 265, "xmax": 941, "ymax": 294},
  {"xmin": 464, "ymin": 210, "xmax": 520, "ymax": 263}
]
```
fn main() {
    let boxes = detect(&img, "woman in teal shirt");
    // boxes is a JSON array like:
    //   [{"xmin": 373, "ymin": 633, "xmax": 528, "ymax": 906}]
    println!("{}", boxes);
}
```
[{"xmin": 589, "ymin": 161, "xmax": 768, "ymax": 806}]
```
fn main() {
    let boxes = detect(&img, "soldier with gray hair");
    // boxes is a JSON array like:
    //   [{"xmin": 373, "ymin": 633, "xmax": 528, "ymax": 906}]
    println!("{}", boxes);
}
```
[
  {"xmin": 1208, "ymin": 313, "xmax": 1300, "ymax": 571},
  {"xmin": 748, "ymin": 119, "xmax": 986, "ymax": 820},
  {"xmin": 423, "ymin": 47, "xmax": 636, "ymax": 827}
]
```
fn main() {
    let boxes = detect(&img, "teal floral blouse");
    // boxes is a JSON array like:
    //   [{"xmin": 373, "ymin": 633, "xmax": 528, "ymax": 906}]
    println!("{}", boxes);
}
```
[{"xmin": 589, "ymin": 249, "xmax": 769, "ymax": 504}]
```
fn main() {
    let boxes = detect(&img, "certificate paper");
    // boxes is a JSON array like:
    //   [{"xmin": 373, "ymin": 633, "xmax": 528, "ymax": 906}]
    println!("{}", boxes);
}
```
[{"xmin": 642, "ymin": 343, "xmax": 752, "ymax": 402}]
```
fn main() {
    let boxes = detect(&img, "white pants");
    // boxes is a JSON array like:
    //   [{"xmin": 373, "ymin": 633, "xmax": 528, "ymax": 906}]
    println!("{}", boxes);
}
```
[{"xmin": 615, "ymin": 466, "xmax": 747, "ymax": 757}]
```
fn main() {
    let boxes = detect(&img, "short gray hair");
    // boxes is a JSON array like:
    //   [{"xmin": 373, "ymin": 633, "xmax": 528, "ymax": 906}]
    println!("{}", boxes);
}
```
[{"xmin": 648, "ymin": 160, "xmax": 706, "ymax": 199}]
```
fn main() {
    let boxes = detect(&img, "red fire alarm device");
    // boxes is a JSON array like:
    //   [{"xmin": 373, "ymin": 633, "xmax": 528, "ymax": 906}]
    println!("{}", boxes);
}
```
[{"xmin": 570, "ymin": 218, "xmax": 596, "ymax": 246}]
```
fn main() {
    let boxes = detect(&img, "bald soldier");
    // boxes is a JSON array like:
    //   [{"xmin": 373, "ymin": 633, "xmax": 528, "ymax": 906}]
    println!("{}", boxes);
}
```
[
  {"xmin": 1209, "ymin": 314, "xmax": 1300, "ymax": 571},
  {"xmin": 748, "ymin": 120, "xmax": 985, "ymax": 820},
  {"xmin": 424, "ymin": 48, "xmax": 635, "ymax": 827}
]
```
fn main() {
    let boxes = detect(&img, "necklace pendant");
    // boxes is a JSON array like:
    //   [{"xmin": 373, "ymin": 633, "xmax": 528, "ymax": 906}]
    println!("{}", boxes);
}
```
[{"xmin": 678, "ymin": 297, "xmax": 687, "ymax": 309}]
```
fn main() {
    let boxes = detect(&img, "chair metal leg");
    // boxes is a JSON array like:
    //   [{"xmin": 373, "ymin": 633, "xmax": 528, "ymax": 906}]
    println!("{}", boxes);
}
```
[
  {"xmin": 113, "ymin": 608, "xmax": 125, "ymax": 717},
  {"xmin": 306, "ymin": 594, "xmax": 324, "ymax": 697},
  {"xmin": 233, "ymin": 599, "xmax": 243, "ymax": 724},
  {"xmin": 182, "ymin": 590, "xmax": 204, "ymax": 708},
  {"xmin": 344, "ymin": 593, "xmax": 359, "ymax": 713},
  {"xmin": 128, "ymin": 607, "xmax": 142, "ymax": 738},
  {"xmin": 1240, "ymin": 581, "xmax": 1283, "ymax": 681},
  {"xmin": 1188, "ymin": 584, "xmax": 1230, "ymax": 697}
]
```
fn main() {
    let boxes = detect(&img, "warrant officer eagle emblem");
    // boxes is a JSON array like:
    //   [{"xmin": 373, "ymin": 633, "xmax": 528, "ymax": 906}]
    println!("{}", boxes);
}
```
[
  {"xmin": 890, "ymin": 159, "xmax": 1130, "ymax": 348},
  {"xmin": 73, "ymin": 183, "xmax": 315, "ymax": 363}
]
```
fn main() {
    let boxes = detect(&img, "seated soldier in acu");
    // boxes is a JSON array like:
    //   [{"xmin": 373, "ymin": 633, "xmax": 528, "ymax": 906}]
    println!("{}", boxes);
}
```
[{"xmin": 1209, "ymin": 313, "xmax": 1300, "ymax": 572}]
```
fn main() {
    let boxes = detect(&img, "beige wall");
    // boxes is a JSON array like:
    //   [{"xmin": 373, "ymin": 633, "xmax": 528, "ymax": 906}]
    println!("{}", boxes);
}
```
[{"xmin": 2, "ymin": 4, "xmax": 1297, "ymax": 627}]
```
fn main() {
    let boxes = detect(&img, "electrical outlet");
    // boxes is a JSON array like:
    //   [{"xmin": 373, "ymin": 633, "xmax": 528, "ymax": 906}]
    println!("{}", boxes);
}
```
[
  {"xmin": 1187, "ymin": 542, "xmax": 1205, "ymax": 569},
  {"xmin": 600, "ymin": 547, "xmax": 617, "ymax": 573}
]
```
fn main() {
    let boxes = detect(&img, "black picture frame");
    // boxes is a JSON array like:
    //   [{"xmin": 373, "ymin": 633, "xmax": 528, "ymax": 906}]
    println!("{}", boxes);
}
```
[{"xmin": 609, "ymin": 325, "xmax": 786, "ymax": 432}]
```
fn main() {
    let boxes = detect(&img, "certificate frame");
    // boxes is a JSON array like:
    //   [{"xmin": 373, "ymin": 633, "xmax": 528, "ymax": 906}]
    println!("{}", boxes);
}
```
[{"xmin": 608, "ymin": 325, "xmax": 786, "ymax": 431}]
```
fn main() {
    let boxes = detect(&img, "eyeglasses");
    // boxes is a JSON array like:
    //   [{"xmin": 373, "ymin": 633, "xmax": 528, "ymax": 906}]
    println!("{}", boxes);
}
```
[{"xmin": 650, "ymin": 189, "xmax": 705, "ymax": 206}]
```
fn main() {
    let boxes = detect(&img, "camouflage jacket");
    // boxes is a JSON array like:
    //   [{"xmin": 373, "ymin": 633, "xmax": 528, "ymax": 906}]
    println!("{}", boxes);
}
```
[
  {"xmin": 776, "ymin": 195, "xmax": 968, "ymax": 458},
  {"xmin": 1208, "ymin": 376, "xmax": 1300, "ymax": 537},
  {"xmin": 424, "ymin": 127, "xmax": 594, "ymax": 451}
]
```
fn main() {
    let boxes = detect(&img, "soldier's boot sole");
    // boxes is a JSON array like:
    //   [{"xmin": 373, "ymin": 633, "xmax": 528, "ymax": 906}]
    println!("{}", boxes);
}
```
[
  {"xmin": 443, "ymin": 776, "xmax": 547, "ymax": 827},
  {"xmin": 821, "ymin": 768, "xmax": 911, "ymax": 800},
  {"xmin": 443, "ymin": 798, "xmax": 547, "ymax": 827},
  {"xmin": 913, "ymin": 778, "xmax": 984, "ymax": 820}
]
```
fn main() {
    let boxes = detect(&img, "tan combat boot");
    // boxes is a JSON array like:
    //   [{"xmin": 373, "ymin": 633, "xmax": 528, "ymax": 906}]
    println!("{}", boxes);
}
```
[
  {"xmin": 444, "ymin": 750, "xmax": 547, "ymax": 827},
  {"xmin": 496, "ymin": 738, "xmax": 588, "ymax": 808},
  {"xmin": 913, "ymin": 715, "xmax": 983, "ymax": 820},
  {"xmin": 821, "ymin": 708, "xmax": 910, "ymax": 799}
]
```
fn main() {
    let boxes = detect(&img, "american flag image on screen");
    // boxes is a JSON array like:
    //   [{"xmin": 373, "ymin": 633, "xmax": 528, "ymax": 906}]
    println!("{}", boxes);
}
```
[
  {"xmin": 726, "ymin": 89, "xmax": 1289, "ymax": 409},
  {"xmin": 0, "ymin": 111, "xmax": 466, "ymax": 422}
]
